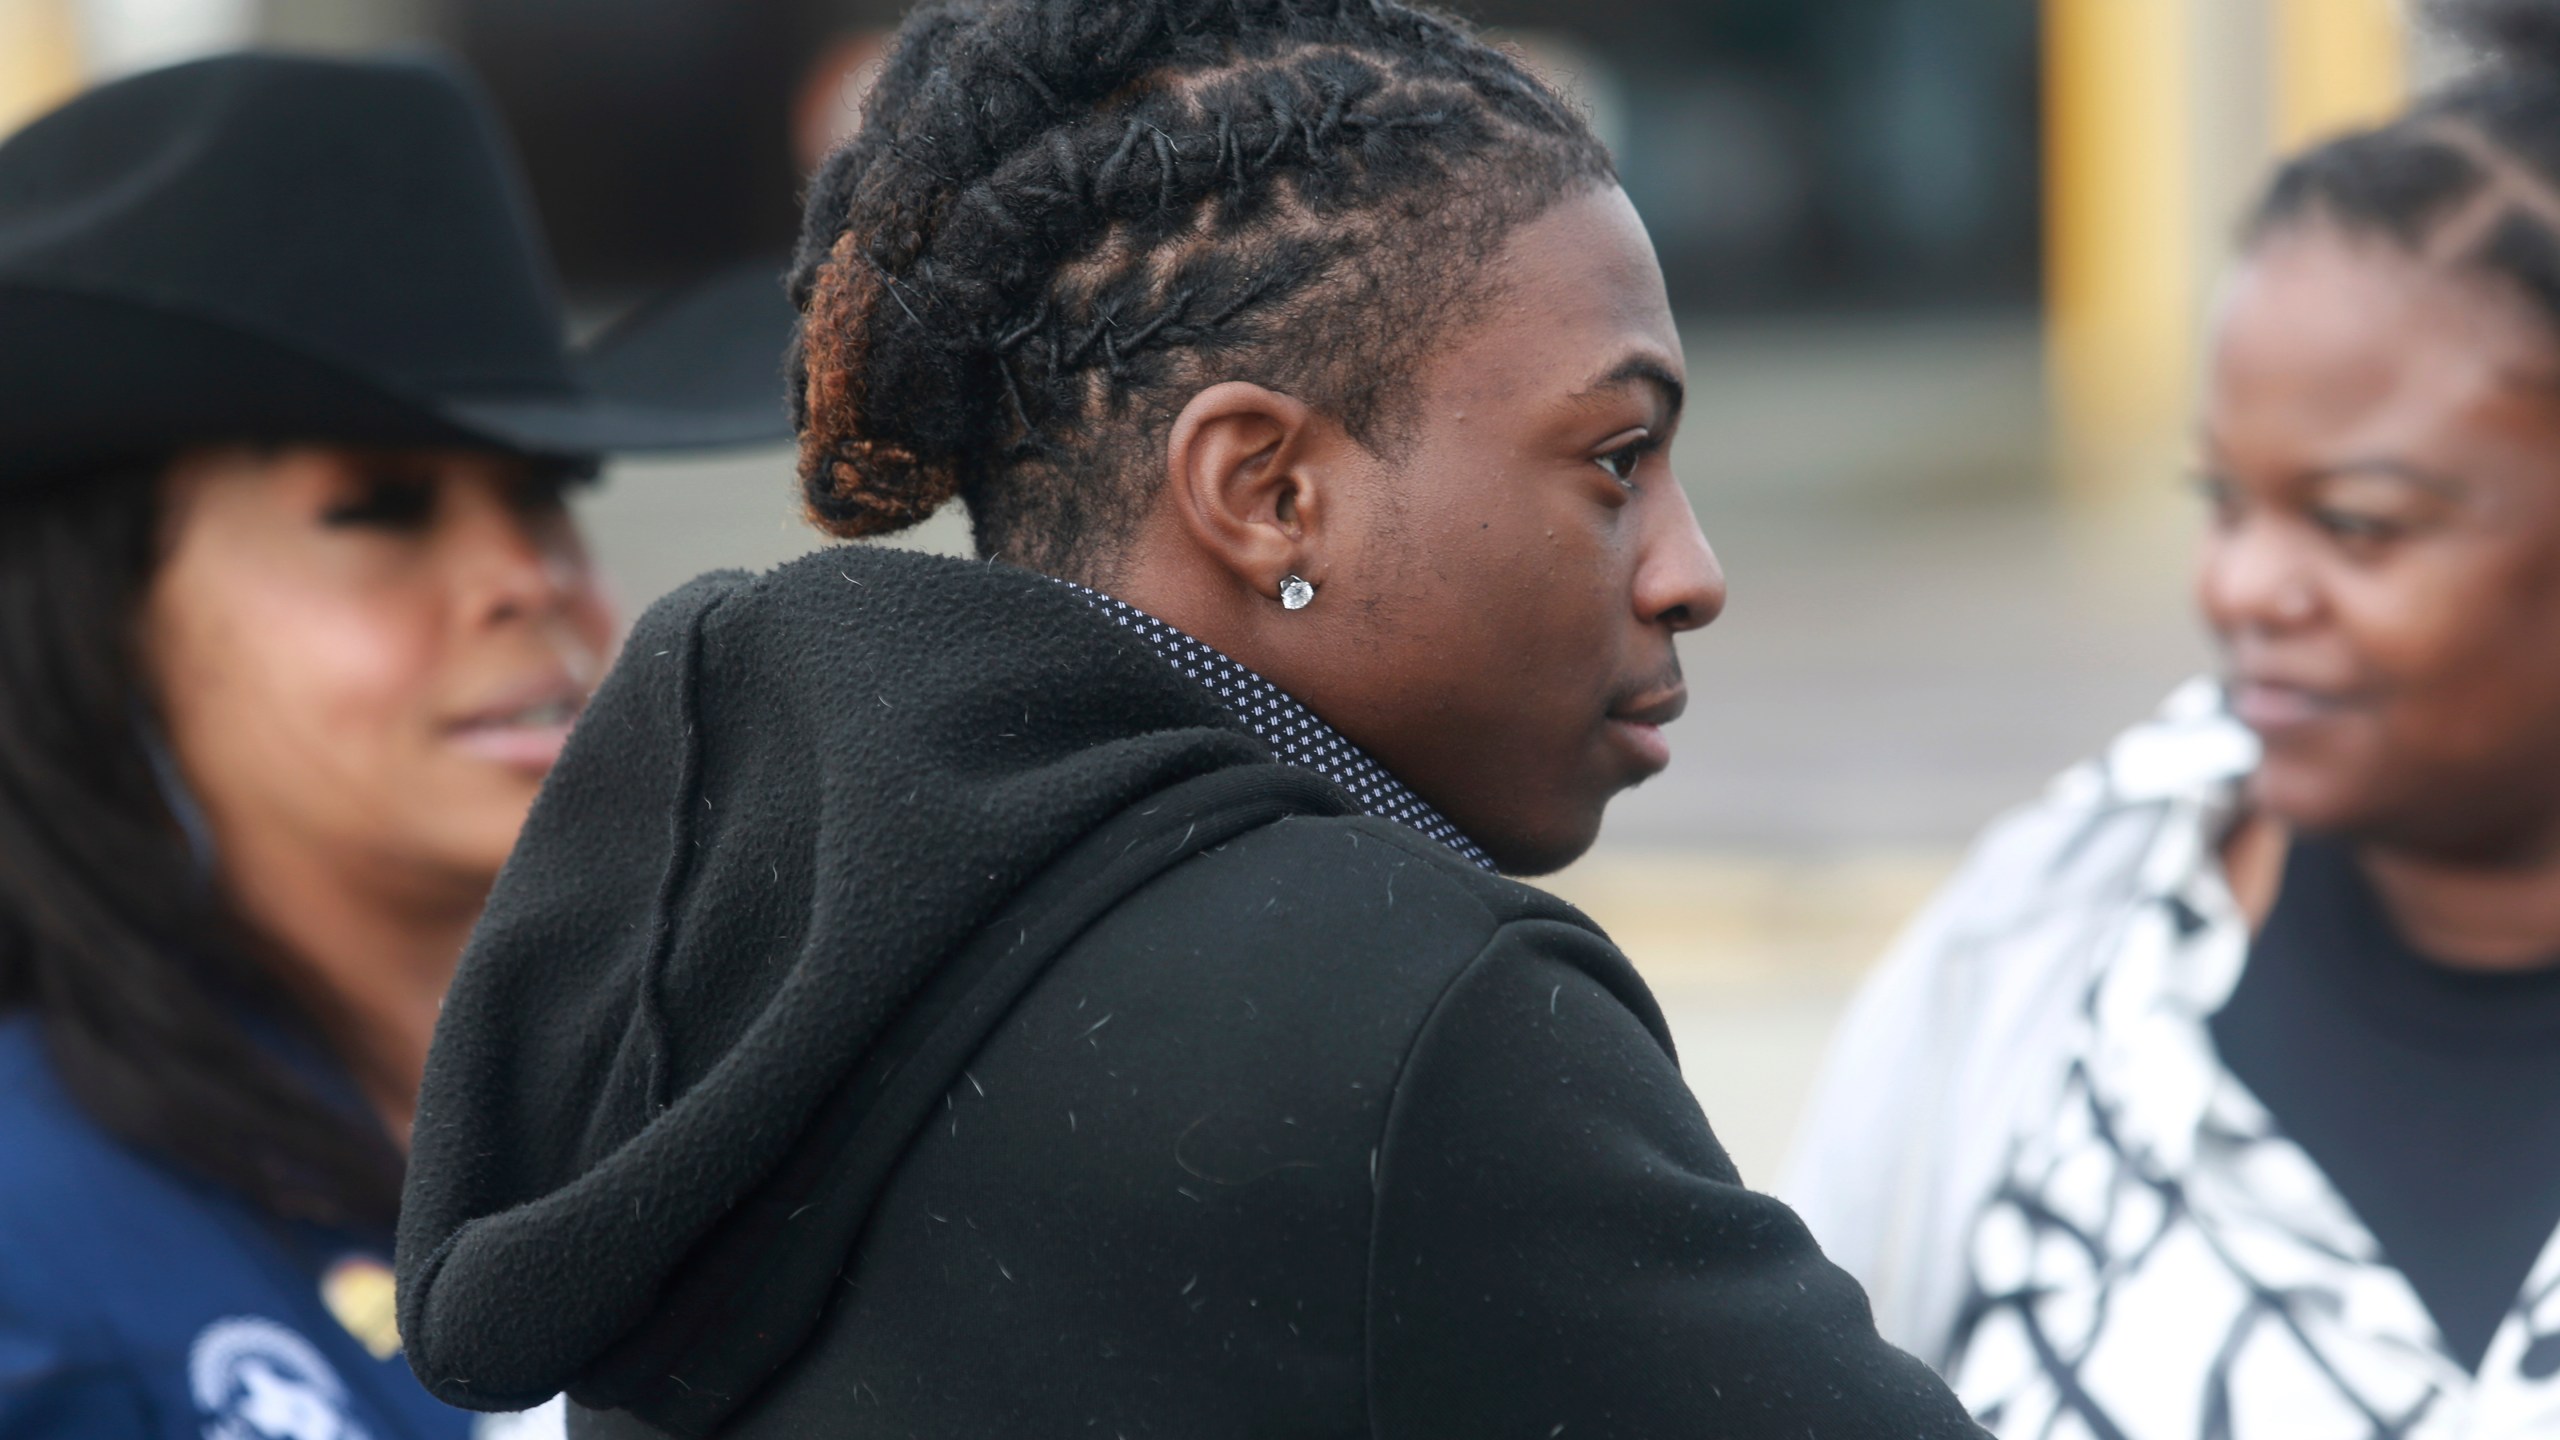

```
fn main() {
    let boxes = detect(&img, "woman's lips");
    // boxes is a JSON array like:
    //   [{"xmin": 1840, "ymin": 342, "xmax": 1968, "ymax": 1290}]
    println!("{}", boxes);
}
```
[
  {"xmin": 2229, "ymin": 678, "xmax": 2352, "ymax": 736},
  {"xmin": 445, "ymin": 687, "xmax": 585, "ymax": 773}
]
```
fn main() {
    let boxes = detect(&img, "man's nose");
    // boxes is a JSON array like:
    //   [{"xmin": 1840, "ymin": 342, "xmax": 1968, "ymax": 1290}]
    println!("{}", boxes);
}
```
[{"xmin": 1638, "ymin": 482, "xmax": 1725, "ymax": 633}]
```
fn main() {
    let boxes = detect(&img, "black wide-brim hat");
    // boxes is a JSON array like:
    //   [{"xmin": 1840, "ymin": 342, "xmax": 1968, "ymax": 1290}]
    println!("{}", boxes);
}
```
[{"xmin": 0, "ymin": 51, "xmax": 796, "ymax": 488}]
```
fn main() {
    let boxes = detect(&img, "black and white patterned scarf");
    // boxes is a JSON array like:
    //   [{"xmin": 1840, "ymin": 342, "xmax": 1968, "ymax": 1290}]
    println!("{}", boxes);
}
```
[{"xmin": 1943, "ymin": 681, "xmax": 2560, "ymax": 1439}]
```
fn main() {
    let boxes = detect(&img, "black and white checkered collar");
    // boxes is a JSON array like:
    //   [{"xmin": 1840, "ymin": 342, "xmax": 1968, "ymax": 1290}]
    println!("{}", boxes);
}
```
[{"xmin": 1064, "ymin": 584, "xmax": 1496, "ymax": 871}]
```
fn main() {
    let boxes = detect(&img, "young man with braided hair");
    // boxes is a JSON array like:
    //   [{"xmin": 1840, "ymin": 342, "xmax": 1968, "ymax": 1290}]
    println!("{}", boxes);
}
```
[{"xmin": 396, "ymin": 2, "xmax": 1982, "ymax": 1435}]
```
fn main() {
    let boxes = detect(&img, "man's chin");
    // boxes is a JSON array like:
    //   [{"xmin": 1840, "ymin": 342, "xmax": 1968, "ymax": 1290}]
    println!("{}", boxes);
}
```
[{"xmin": 1472, "ymin": 805, "xmax": 1607, "ymax": 879}]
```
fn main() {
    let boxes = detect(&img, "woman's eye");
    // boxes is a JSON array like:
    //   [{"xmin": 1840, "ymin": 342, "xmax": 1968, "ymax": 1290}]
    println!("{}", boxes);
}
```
[
  {"xmin": 512, "ymin": 473, "xmax": 576, "ymax": 520},
  {"xmin": 2312, "ymin": 508, "xmax": 2399, "ymax": 543},
  {"xmin": 2193, "ymin": 478, "xmax": 2236, "ymax": 523},
  {"xmin": 320, "ymin": 476, "xmax": 437, "ymax": 530}
]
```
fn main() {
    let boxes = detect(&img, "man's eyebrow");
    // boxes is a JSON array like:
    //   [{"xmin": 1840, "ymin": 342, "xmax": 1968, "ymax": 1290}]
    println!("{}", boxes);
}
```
[{"xmin": 1573, "ymin": 355, "xmax": 1686, "ymax": 419}]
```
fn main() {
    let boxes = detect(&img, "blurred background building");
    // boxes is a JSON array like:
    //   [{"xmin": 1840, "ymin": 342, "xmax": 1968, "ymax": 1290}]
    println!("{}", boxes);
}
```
[{"xmin": 0, "ymin": 0, "xmax": 2435, "ymax": 1181}]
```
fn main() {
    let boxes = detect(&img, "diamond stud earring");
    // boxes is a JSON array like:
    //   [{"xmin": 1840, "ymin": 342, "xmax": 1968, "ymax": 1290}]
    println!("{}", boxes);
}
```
[{"xmin": 1280, "ymin": 575, "xmax": 1315, "ymax": 611}]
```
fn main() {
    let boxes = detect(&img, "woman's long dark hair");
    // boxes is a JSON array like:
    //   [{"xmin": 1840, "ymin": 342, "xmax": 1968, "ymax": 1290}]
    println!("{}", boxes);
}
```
[{"xmin": 0, "ymin": 471, "xmax": 404, "ymax": 1230}]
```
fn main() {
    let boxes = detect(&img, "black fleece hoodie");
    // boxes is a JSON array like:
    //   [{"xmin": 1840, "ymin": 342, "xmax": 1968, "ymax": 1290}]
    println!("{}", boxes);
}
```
[{"xmin": 396, "ymin": 547, "xmax": 1978, "ymax": 1439}]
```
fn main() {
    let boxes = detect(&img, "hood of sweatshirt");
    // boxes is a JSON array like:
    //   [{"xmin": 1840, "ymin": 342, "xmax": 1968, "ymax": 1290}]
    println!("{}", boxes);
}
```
[{"xmin": 394, "ymin": 546, "xmax": 1317, "ymax": 1412}]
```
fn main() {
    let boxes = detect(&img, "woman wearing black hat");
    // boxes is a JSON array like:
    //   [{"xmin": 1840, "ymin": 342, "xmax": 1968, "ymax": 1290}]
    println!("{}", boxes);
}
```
[
  {"xmin": 394, "ymin": 1, "xmax": 1981, "ymax": 1435},
  {"xmin": 0, "ymin": 53, "xmax": 784, "ymax": 1440}
]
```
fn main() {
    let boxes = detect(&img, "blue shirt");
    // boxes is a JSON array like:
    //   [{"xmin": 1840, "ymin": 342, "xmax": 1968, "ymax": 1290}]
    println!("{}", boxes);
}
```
[{"xmin": 0, "ymin": 1012, "xmax": 486, "ymax": 1439}]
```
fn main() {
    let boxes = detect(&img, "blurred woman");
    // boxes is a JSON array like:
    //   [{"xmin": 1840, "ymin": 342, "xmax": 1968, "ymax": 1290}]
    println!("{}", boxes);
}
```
[
  {"xmin": 0, "ymin": 53, "xmax": 780, "ymax": 1439},
  {"xmin": 1787, "ymin": 3, "xmax": 2560, "ymax": 1435}
]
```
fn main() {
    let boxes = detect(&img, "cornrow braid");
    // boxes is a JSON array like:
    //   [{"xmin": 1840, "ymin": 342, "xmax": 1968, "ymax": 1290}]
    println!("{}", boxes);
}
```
[
  {"xmin": 2250, "ymin": 0, "xmax": 2560, "ymax": 344},
  {"xmin": 788, "ymin": 0, "xmax": 1614, "ymax": 578}
]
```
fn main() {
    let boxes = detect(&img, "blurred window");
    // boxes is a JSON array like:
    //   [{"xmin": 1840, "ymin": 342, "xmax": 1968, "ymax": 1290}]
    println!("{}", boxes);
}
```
[
  {"xmin": 1483, "ymin": 0, "xmax": 2040, "ymax": 314},
  {"xmin": 406, "ymin": 0, "xmax": 2039, "ymax": 315}
]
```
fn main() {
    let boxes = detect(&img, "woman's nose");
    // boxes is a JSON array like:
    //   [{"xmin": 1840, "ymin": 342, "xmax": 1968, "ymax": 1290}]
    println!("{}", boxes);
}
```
[
  {"xmin": 441, "ymin": 476, "xmax": 584, "ymax": 628},
  {"xmin": 2199, "ymin": 514, "xmax": 2321, "ymax": 637}
]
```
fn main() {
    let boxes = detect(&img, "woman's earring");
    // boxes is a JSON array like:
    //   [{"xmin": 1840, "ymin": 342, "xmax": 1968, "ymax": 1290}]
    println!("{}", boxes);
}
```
[{"xmin": 1280, "ymin": 575, "xmax": 1315, "ymax": 611}]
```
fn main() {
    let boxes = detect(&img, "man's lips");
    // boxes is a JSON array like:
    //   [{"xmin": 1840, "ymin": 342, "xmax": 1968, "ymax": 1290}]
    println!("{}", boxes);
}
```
[{"xmin": 1605, "ymin": 688, "xmax": 1688, "ymax": 773}]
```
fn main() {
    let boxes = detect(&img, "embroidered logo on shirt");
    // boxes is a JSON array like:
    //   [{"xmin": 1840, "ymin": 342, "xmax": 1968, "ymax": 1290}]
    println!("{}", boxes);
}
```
[
  {"xmin": 188, "ymin": 1315, "xmax": 373, "ymax": 1440},
  {"xmin": 318, "ymin": 1255, "xmax": 402, "ymax": 1361}
]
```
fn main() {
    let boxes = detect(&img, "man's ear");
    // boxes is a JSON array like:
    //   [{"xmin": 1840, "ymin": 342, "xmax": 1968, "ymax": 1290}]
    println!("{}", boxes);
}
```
[{"xmin": 1161, "ymin": 381, "xmax": 1331, "ymax": 598}]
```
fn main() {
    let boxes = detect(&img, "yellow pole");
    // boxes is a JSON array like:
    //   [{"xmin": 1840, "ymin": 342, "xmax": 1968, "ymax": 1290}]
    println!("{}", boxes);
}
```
[
  {"xmin": 0, "ymin": 0, "xmax": 82, "ymax": 139},
  {"xmin": 2044, "ymin": 0, "xmax": 2198, "ymax": 501},
  {"xmin": 2043, "ymin": 0, "xmax": 2411, "ymax": 505},
  {"xmin": 2272, "ymin": 0, "xmax": 2408, "ymax": 150}
]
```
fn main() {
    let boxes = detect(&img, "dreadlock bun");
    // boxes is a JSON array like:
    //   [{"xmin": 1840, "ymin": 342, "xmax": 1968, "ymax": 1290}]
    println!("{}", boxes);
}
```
[{"xmin": 787, "ymin": 0, "xmax": 1614, "ymax": 574}]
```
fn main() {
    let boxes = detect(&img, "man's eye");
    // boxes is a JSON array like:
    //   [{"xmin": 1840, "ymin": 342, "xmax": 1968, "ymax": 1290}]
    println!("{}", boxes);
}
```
[
  {"xmin": 321, "ymin": 476, "xmax": 437, "ymax": 530},
  {"xmin": 1595, "ymin": 439, "xmax": 1654, "ymax": 487}
]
